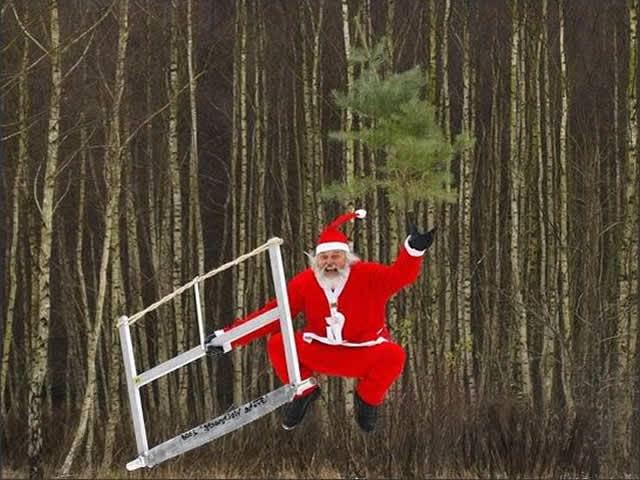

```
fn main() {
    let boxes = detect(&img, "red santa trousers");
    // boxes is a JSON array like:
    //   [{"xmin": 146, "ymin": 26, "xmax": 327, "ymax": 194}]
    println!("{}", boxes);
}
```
[{"xmin": 267, "ymin": 331, "xmax": 406, "ymax": 406}]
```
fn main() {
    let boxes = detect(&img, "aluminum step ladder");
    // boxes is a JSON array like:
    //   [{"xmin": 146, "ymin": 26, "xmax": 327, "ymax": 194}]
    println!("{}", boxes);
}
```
[{"xmin": 118, "ymin": 238, "xmax": 314, "ymax": 471}]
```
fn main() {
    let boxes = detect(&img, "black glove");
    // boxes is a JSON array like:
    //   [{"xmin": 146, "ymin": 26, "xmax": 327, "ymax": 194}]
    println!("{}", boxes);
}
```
[
  {"xmin": 204, "ymin": 332, "xmax": 225, "ymax": 357},
  {"xmin": 408, "ymin": 225, "xmax": 437, "ymax": 251}
]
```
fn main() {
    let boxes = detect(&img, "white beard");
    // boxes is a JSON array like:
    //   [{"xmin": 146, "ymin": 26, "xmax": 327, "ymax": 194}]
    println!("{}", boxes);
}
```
[{"xmin": 313, "ymin": 264, "xmax": 350, "ymax": 291}]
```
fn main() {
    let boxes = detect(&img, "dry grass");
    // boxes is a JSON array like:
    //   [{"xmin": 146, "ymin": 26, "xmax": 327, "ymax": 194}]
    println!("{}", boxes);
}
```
[{"xmin": 3, "ymin": 385, "xmax": 635, "ymax": 479}]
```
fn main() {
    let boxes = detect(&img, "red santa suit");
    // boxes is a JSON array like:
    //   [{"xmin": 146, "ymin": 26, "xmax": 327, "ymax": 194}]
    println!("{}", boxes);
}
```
[{"xmin": 225, "ymin": 210, "xmax": 425, "ymax": 406}]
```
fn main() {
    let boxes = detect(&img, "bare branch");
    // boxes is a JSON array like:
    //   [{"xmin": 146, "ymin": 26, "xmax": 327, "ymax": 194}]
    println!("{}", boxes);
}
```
[
  {"xmin": 11, "ymin": 2, "xmax": 48, "ymax": 55},
  {"xmin": 60, "ymin": 0, "xmax": 116, "ymax": 55},
  {"xmin": 61, "ymin": 29, "xmax": 96, "ymax": 82},
  {"xmin": 33, "ymin": 161, "xmax": 43, "ymax": 218},
  {"xmin": 119, "ymin": 70, "xmax": 206, "ymax": 152},
  {"xmin": 52, "ymin": 173, "xmax": 72, "ymax": 214}
]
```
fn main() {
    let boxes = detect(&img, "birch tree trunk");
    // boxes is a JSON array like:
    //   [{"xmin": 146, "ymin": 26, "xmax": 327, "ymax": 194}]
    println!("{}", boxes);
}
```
[
  {"xmin": 625, "ymin": 3, "xmax": 639, "ymax": 439},
  {"xmin": 101, "ymin": 169, "xmax": 127, "ymax": 468},
  {"xmin": 385, "ymin": 0, "xmax": 400, "ymax": 371},
  {"xmin": 311, "ymin": 0, "xmax": 325, "ymax": 226},
  {"xmin": 122, "ymin": 125, "xmax": 152, "ymax": 413},
  {"xmin": 362, "ymin": 0, "xmax": 379, "ymax": 262},
  {"xmin": 73, "ymin": 65, "xmax": 92, "ymax": 408},
  {"xmin": 531, "ymin": 3, "xmax": 547, "ymax": 412},
  {"xmin": 509, "ymin": 0, "xmax": 531, "ymax": 404},
  {"xmin": 340, "ymin": 0, "xmax": 356, "ymax": 428},
  {"xmin": 232, "ymin": 0, "xmax": 248, "ymax": 407},
  {"xmin": 300, "ymin": 2, "xmax": 316, "ymax": 248},
  {"xmin": 149, "ymin": 6, "xmax": 173, "ymax": 420},
  {"xmin": 609, "ymin": 4, "xmax": 630, "ymax": 458},
  {"xmin": 460, "ymin": 2, "xmax": 475, "ymax": 402},
  {"xmin": 541, "ymin": 0, "xmax": 557, "ymax": 410},
  {"xmin": 60, "ymin": 0, "xmax": 129, "ymax": 472},
  {"xmin": 167, "ymin": 1, "xmax": 188, "ymax": 423},
  {"xmin": 28, "ymin": 1, "xmax": 61, "ymax": 477},
  {"xmin": 248, "ymin": 0, "xmax": 266, "ymax": 396},
  {"xmin": 277, "ymin": 86, "xmax": 294, "ymax": 269},
  {"xmin": 633, "ymin": 6, "xmax": 640, "ymax": 474},
  {"xmin": 439, "ymin": 0, "xmax": 452, "ymax": 384},
  {"xmin": 185, "ymin": 0, "xmax": 213, "ymax": 416},
  {"xmin": 2, "ymin": 5, "xmax": 29, "ymax": 418},
  {"xmin": 557, "ymin": 0, "xmax": 574, "ymax": 414}
]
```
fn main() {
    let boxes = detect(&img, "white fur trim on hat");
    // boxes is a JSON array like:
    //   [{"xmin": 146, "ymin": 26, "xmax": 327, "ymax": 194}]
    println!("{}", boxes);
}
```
[{"xmin": 315, "ymin": 241, "xmax": 349, "ymax": 255}]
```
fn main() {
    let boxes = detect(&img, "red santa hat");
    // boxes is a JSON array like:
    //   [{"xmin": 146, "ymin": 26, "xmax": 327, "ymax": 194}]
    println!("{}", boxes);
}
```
[{"xmin": 315, "ymin": 208, "xmax": 367, "ymax": 255}]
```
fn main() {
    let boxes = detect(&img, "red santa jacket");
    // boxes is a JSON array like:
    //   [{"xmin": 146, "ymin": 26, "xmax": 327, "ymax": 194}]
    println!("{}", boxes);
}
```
[{"xmin": 226, "ymin": 242, "xmax": 424, "ymax": 348}]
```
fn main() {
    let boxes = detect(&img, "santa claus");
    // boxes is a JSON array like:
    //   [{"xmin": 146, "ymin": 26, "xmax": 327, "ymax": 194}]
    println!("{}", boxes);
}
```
[{"xmin": 207, "ymin": 209, "xmax": 436, "ymax": 433}]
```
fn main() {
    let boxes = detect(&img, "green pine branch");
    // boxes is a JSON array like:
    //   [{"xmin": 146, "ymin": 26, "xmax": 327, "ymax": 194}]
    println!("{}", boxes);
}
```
[{"xmin": 323, "ymin": 37, "xmax": 474, "ymax": 210}]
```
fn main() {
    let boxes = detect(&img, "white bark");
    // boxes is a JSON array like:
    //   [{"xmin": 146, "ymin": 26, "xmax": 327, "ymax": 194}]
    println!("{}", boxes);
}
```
[
  {"xmin": 186, "ymin": 0, "xmax": 213, "ymax": 415},
  {"xmin": 29, "ymin": 1, "xmax": 61, "ymax": 477},
  {"xmin": 558, "ymin": 0, "xmax": 574, "ymax": 412},
  {"xmin": 300, "ymin": 1, "xmax": 315, "ymax": 247},
  {"xmin": 233, "ymin": 0, "xmax": 248, "ymax": 407},
  {"xmin": 167, "ymin": 1, "xmax": 188, "ymax": 422},
  {"xmin": 2, "ymin": 7, "xmax": 29, "ymax": 417},
  {"xmin": 61, "ymin": 0, "xmax": 129, "ymax": 472},
  {"xmin": 510, "ymin": 0, "xmax": 531, "ymax": 402},
  {"xmin": 461, "ymin": 10, "xmax": 474, "ymax": 402}
]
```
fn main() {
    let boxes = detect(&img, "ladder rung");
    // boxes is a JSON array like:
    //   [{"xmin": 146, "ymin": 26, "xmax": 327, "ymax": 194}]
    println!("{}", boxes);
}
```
[
  {"xmin": 136, "ymin": 346, "xmax": 205, "ymax": 388},
  {"xmin": 126, "ymin": 383, "xmax": 296, "ymax": 470}
]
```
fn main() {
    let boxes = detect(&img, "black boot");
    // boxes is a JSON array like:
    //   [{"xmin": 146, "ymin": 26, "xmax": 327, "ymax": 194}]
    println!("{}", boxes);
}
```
[
  {"xmin": 282, "ymin": 388, "xmax": 320, "ymax": 430},
  {"xmin": 354, "ymin": 390, "xmax": 377, "ymax": 433}
]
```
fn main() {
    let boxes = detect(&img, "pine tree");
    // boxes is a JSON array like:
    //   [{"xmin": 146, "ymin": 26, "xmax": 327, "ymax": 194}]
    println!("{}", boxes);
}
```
[{"xmin": 323, "ymin": 38, "xmax": 473, "ymax": 210}]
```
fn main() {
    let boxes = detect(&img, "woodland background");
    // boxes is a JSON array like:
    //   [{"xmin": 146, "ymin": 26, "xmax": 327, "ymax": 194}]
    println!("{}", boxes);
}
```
[{"xmin": 1, "ymin": 0, "xmax": 640, "ymax": 478}]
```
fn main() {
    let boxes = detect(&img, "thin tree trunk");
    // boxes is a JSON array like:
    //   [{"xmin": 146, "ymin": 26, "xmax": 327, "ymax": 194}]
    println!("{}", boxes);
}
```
[
  {"xmin": 340, "ymin": 0, "xmax": 356, "ymax": 429},
  {"xmin": 232, "ymin": 0, "xmax": 248, "ymax": 407},
  {"xmin": 362, "ymin": 0, "xmax": 379, "ymax": 261},
  {"xmin": 249, "ymin": 0, "xmax": 267, "ymax": 396},
  {"xmin": 440, "ymin": 0, "xmax": 452, "ymax": 384},
  {"xmin": 457, "ymin": 0, "xmax": 474, "ymax": 402},
  {"xmin": 122, "ymin": 127, "xmax": 152, "ymax": 413},
  {"xmin": 557, "ymin": 0, "xmax": 573, "ymax": 413},
  {"xmin": 60, "ymin": 0, "xmax": 129, "ymax": 472},
  {"xmin": 532, "ymin": 4, "xmax": 549, "ymax": 413},
  {"xmin": 385, "ymin": 0, "xmax": 400, "ymax": 398},
  {"xmin": 300, "ymin": 2, "xmax": 315, "ymax": 248},
  {"xmin": 633, "ymin": 2, "xmax": 640, "ymax": 463},
  {"xmin": 167, "ymin": 1, "xmax": 188, "ymax": 423},
  {"xmin": 626, "ymin": 0, "xmax": 639, "ymax": 442},
  {"xmin": 101, "ymin": 177, "xmax": 126, "ymax": 468},
  {"xmin": 28, "ymin": 1, "xmax": 61, "ymax": 477},
  {"xmin": 311, "ymin": 0, "xmax": 325, "ymax": 226},
  {"xmin": 541, "ymin": 0, "xmax": 557, "ymax": 410},
  {"xmin": 510, "ymin": 0, "xmax": 531, "ymax": 403},
  {"xmin": 633, "ymin": 6, "xmax": 640, "ymax": 474},
  {"xmin": 185, "ymin": 0, "xmax": 213, "ymax": 417},
  {"xmin": 2, "ymin": 6, "xmax": 29, "ymax": 417}
]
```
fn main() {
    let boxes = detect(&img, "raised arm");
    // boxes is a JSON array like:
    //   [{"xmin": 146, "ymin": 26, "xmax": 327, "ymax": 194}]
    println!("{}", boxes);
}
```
[{"xmin": 370, "ymin": 225, "xmax": 437, "ymax": 299}]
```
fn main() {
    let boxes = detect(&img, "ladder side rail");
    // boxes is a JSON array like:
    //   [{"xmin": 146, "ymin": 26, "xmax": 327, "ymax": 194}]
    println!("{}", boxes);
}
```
[
  {"xmin": 268, "ymin": 244, "xmax": 302, "ymax": 386},
  {"xmin": 194, "ymin": 282, "xmax": 205, "ymax": 345},
  {"xmin": 118, "ymin": 316, "xmax": 150, "ymax": 455}
]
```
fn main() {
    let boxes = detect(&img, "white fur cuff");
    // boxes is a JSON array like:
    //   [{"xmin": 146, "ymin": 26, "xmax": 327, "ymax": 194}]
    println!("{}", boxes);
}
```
[{"xmin": 404, "ymin": 236, "xmax": 426, "ymax": 257}]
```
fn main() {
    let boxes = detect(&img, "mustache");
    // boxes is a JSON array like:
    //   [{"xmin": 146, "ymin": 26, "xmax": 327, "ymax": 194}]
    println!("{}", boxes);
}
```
[{"xmin": 320, "ymin": 264, "xmax": 348, "ymax": 276}]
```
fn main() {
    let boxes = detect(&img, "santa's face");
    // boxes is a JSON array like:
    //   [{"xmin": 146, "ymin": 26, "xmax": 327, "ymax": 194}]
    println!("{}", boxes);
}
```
[
  {"xmin": 313, "ymin": 250, "xmax": 349, "ymax": 291},
  {"xmin": 309, "ymin": 249, "xmax": 358, "ymax": 291},
  {"xmin": 315, "ymin": 250, "xmax": 347, "ymax": 276}
]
